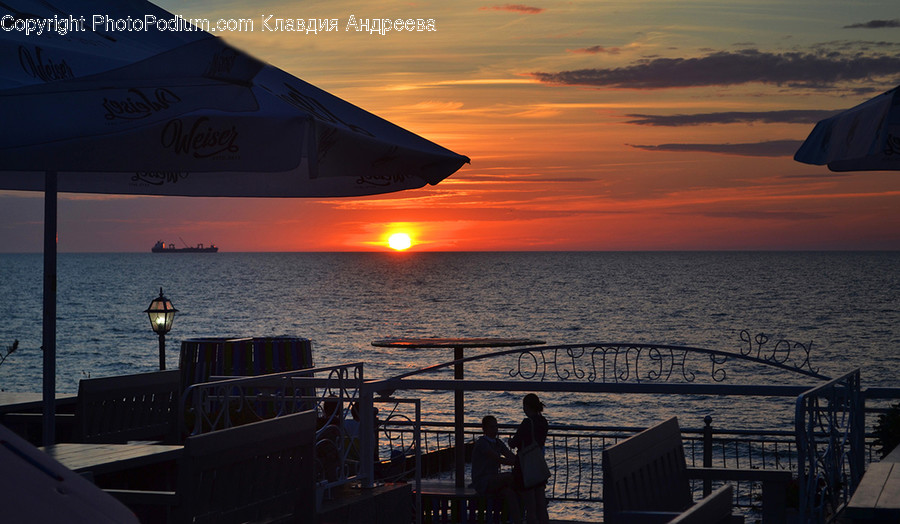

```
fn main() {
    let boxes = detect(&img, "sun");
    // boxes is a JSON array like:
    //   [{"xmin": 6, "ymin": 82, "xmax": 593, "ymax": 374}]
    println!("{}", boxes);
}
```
[{"xmin": 388, "ymin": 233, "xmax": 412, "ymax": 251}]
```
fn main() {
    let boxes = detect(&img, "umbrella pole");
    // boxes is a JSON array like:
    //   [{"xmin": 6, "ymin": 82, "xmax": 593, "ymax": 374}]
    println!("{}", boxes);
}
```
[{"xmin": 42, "ymin": 171, "xmax": 57, "ymax": 446}]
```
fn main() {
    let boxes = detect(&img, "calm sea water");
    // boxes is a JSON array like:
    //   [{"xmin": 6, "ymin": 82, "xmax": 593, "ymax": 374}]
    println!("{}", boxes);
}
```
[
  {"xmin": 3, "ymin": 250, "xmax": 897, "ymax": 409},
  {"xmin": 2, "ymin": 251, "xmax": 897, "ymax": 520}
]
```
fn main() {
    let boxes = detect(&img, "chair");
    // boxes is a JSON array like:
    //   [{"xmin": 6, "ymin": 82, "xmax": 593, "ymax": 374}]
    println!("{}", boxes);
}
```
[{"xmin": 602, "ymin": 417, "xmax": 743, "ymax": 524}]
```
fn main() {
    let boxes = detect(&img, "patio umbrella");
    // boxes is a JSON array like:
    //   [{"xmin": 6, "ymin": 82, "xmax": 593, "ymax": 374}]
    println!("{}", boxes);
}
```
[
  {"xmin": 0, "ymin": 0, "xmax": 468, "ymax": 444},
  {"xmin": 794, "ymin": 85, "xmax": 900, "ymax": 171}
]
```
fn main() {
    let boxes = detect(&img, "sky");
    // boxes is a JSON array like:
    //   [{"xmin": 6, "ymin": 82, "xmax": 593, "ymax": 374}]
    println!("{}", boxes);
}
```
[{"xmin": 2, "ymin": 0, "xmax": 899, "ymax": 252}]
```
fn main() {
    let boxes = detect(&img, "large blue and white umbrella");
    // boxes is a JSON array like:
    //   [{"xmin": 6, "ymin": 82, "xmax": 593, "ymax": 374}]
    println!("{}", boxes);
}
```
[
  {"xmin": 794, "ymin": 86, "xmax": 900, "ymax": 172},
  {"xmin": 0, "ymin": 0, "xmax": 468, "ymax": 443}
]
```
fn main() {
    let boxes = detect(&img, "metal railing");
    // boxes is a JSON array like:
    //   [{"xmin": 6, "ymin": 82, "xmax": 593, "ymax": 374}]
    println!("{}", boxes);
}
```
[
  {"xmin": 180, "ymin": 362, "xmax": 368, "ymax": 500},
  {"xmin": 364, "ymin": 338, "xmax": 891, "ymax": 523},
  {"xmin": 175, "ymin": 338, "xmax": 898, "ymax": 523},
  {"xmin": 795, "ymin": 369, "xmax": 865, "ymax": 524}
]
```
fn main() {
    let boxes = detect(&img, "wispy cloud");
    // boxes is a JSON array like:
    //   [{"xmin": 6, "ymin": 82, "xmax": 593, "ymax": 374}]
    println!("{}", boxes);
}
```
[
  {"xmin": 625, "ymin": 110, "xmax": 839, "ymax": 126},
  {"xmin": 844, "ymin": 19, "xmax": 900, "ymax": 29},
  {"xmin": 385, "ymin": 78, "xmax": 534, "ymax": 91},
  {"xmin": 479, "ymin": 4, "xmax": 545, "ymax": 14},
  {"xmin": 532, "ymin": 49, "xmax": 900, "ymax": 88},
  {"xmin": 696, "ymin": 210, "xmax": 828, "ymax": 221},
  {"xmin": 630, "ymin": 140, "xmax": 803, "ymax": 157},
  {"xmin": 779, "ymin": 173, "xmax": 856, "ymax": 180},
  {"xmin": 568, "ymin": 45, "xmax": 622, "ymax": 55},
  {"xmin": 396, "ymin": 101, "xmax": 465, "ymax": 112}
]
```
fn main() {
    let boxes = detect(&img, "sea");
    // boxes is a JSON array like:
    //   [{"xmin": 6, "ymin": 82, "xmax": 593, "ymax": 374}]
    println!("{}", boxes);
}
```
[{"xmin": 1, "ymin": 251, "xmax": 898, "ymax": 520}]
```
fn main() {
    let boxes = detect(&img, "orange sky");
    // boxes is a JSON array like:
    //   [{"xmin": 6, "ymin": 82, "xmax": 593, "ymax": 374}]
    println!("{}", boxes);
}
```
[{"xmin": 1, "ymin": 0, "xmax": 899, "ymax": 252}]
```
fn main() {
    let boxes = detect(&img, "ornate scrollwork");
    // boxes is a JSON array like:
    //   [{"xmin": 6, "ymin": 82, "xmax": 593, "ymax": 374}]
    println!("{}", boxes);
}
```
[
  {"xmin": 503, "ymin": 331, "xmax": 826, "ymax": 384},
  {"xmin": 739, "ymin": 329, "xmax": 819, "ymax": 376},
  {"xmin": 183, "ymin": 363, "xmax": 364, "ymax": 433}
]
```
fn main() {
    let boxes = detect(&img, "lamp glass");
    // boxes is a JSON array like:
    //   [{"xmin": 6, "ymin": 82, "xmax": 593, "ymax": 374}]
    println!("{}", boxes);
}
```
[{"xmin": 145, "ymin": 294, "xmax": 177, "ymax": 335}]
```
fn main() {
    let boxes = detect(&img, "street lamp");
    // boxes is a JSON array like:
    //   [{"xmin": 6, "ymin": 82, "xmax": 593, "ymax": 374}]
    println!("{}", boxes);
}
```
[{"xmin": 145, "ymin": 288, "xmax": 177, "ymax": 370}]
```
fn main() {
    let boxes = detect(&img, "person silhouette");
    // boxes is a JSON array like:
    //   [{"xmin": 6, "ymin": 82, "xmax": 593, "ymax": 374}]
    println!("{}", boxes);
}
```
[
  {"xmin": 509, "ymin": 393, "xmax": 549, "ymax": 524},
  {"xmin": 471, "ymin": 415, "xmax": 522, "ymax": 523}
]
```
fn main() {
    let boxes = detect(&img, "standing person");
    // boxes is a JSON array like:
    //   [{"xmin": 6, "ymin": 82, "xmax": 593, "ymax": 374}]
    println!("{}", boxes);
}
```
[
  {"xmin": 471, "ymin": 415, "xmax": 522, "ymax": 523},
  {"xmin": 509, "ymin": 393, "xmax": 550, "ymax": 524}
]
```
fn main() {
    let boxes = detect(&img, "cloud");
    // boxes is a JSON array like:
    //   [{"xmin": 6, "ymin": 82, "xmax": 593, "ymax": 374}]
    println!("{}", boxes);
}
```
[
  {"xmin": 844, "ymin": 19, "xmax": 900, "ymax": 29},
  {"xmin": 778, "ymin": 173, "xmax": 854, "ymax": 180},
  {"xmin": 531, "ymin": 49, "xmax": 900, "ymax": 88},
  {"xmin": 479, "ymin": 4, "xmax": 545, "ymax": 14},
  {"xmin": 696, "ymin": 210, "xmax": 829, "ymax": 220},
  {"xmin": 625, "ymin": 110, "xmax": 840, "ymax": 126},
  {"xmin": 397, "ymin": 101, "xmax": 465, "ymax": 112},
  {"xmin": 568, "ymin": 45, "xmax": 621, "ymax": 55},
  {"xmin": 630, "ymin": 140, "xmax": 803, "ymax": 157}
]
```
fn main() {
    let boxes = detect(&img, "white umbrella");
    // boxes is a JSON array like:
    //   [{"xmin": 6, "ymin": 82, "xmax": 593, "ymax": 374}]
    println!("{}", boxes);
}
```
[
  {"xmin": 0, "ymin": 423, "xmax": 140, "ymax": 523},
  {"xmin": 0, "ymin": 0, "xmax": 468, "ymax": 444},
  {"xmin": 794, "ymin": 86, "xmax": 900, "ymax": 171}
]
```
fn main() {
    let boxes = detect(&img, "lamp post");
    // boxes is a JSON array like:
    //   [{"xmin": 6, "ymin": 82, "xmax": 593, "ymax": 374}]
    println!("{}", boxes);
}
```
[{"xmin": 145, "ymin": 288, "xmax": 177, "ymax": 370}]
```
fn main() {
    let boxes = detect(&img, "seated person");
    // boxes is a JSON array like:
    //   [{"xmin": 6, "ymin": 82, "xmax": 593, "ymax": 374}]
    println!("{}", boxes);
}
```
[{"xmin": 471, "ymin": 415, "xmax": 522, "ymax": 522}]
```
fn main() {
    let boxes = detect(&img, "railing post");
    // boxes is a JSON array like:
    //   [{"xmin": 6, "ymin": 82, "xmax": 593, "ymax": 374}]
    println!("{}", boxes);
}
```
[
  {"xmin": 703, "ymin": 415, "xmax": 713, "ymax": 496},
  {"xmin": 359, "ymin": 383, "xmax": 375, "ymax": 488}
]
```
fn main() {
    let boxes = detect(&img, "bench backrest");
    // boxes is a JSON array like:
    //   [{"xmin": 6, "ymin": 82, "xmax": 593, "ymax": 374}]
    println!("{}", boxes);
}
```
[
  {"xmin": 602, "ymin": 417, "xmax": 693, "ymax": 520},
  {"xmin": 179, "ymin": 337, "xmax": 313, "ymax": 389},
  {"xmin": 177, "ymin": 410, "xmax": 316, "ymax": 524},
  {"xmin": 75, "ymin": 370, "xmax": 180, "ymax": 443}
]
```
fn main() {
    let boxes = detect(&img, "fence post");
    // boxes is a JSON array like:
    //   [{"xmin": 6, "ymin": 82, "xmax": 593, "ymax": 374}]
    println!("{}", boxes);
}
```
[
  {"xmin": 703, "ymin": 415, "xmax": 713, "ymax": 496},
  {"xmin": 359, "ymin": 374, "xmax": 375, "ymax": 488}
]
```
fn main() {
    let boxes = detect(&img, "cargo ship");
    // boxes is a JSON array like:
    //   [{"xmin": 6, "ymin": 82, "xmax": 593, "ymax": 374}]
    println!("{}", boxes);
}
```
[{"xmin": 152, "ymin": 240, "xmax": 218, "ymax": 253}]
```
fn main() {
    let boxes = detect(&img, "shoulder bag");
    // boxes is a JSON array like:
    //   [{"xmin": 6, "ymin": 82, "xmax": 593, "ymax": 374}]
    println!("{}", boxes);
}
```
[{"xmin": 518, "ymin": 418, "xmax": 551, "ymax": 488}]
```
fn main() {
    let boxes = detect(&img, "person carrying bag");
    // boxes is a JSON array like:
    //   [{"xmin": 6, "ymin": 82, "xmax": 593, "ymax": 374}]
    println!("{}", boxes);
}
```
[
  {"xmin": 510, "ymin": 393, "xmax": 551, "ymax": 524},
  {"xmin": 517, "ymin": 418, "xmax": 551, "ymax": 488}
]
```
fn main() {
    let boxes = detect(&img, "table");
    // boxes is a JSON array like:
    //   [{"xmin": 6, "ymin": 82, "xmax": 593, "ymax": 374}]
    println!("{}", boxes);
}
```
[
  {"xmin": 40, "ymin": 442, "xmax": 183, "ymax": 477},
  {"xmin": 845, "ymin": 461, "xmax": 900, "ymax": 521},
  {"xmin": 371, "ymin": 337, "xmax": 545, "ymax": 487}
]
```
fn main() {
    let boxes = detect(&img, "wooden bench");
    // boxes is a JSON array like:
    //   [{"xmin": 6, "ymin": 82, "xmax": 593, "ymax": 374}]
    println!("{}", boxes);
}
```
[
  {"xmin": 603, "ymin": 417, "xmax": 791, "ymax": 524},
  {"xmin": 417, "ymin": 479, "xmax": 508, "ymax": 524},
  {"xmin": 75, "ymin": 370, "xmax": 180, "ymax": 444},
  {"xmin": 107, "ymin": 409, "xmax": 316, "ymax": 524},
  {"xmin": 179, "ymin": 337, "xmax": 313, "ymax": 388},
  {"xmin": 0, "ymin": 372, "xmax": 179, "ymax": 445},
  {"xmin": 0, "ymin": 394, "xmax": 77, "ymax": 445}
]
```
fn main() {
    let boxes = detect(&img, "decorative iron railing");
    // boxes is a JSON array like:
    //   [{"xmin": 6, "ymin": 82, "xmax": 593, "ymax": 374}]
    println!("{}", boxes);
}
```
[
  {"xmin": 390, "ymin": 332, "xmax": 829, "ymax": 388},
  {"xmin": 379, "ymin": 419, "xmax": 801, "ymax": 504},
  {"xmin": 180, "ymin": 362, "xmax": 367, "ymax": 497},
  {"xmin": 369, "ymin": 335, "xmax": 874, "ymax": 523},
  {"xmin": 795, "ymin": 369, "xmax": 864, "ymax": 524},
  {"xmin": 177, "ymin": 336, "xmax": 882, "ymax": 523}
]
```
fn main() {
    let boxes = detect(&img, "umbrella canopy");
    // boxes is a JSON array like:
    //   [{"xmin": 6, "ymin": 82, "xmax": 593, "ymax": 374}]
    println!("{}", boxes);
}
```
[
  {"xmin": 0, "ymin": 424, "xmax": 139, "ymax": 524},
  {"xmin": 0, "ymin": 0, "xmax": 467, "ymax": 445},
  {"xmin": 794, "ymin": 86, "xmax": 900, "ymax": 172},
  {"xmin": 0, "ymin": 7, "xmax": 468, "ymax": 194}
]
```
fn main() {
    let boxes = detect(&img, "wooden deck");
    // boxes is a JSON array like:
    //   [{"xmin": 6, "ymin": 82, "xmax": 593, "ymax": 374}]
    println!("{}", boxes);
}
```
[
  {"xmin": 40, "ymin": 442, "xmax": 182, "ymax": 476},
  {"xmin": 843, "ymin": 444, "xmax": 900, "ymax": 522}
]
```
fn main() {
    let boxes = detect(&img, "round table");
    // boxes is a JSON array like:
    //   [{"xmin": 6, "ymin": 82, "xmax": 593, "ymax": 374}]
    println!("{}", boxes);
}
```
[{"xmin": 371, "ymin": 337, "xmax": 546, "ymax": 487}]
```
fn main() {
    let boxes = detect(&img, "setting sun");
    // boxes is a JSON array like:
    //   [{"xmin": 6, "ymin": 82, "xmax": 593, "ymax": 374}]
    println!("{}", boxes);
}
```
[{"xmin": 388, "ymin": 233, "xmax": 413, "ymax": 251}]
